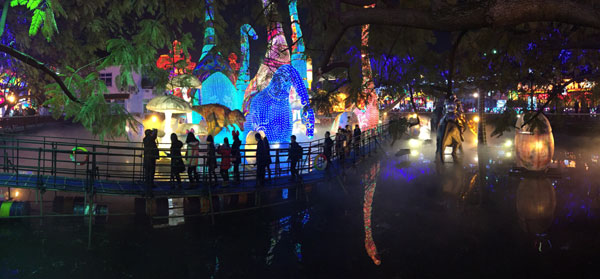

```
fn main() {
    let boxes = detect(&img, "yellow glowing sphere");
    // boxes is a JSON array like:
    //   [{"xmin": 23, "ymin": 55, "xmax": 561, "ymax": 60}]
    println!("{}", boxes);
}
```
[
  {"xmin": 506, "ymin": 152, "xmax": 512, "ymax": 158},
  {"xmin": 7, "ymin": 95, "xmax": 15, "ymax": 103},
  {"xmin": 15, "ymin": 191, "xmax": 20, "ymax": 197},
  {"xmin": 535, "ymin": 141, "xmax": 543, "ymax": 149},
  {"xmin": 151, "ymin": 115, "xmax": 158, "ymax": 122},
  {"xmin": 410, "ymin": 150, "xmax": 419, "ymax": 157},
  {"xmin": 408, "ymin": 139, "xmax": 421, "ymax": 148},
  {"xmin": 504, "ymin": 140, "xmax": 513, "ymax": 147},
  {"xmin": 473, "ymin": 116, "xmax": 480, "ymax": 123}
]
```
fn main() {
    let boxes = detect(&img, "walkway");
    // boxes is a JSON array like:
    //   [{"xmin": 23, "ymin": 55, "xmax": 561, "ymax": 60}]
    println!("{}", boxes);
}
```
[{"xmin": 0, "ymin": 124, "xmax": 389, "ymax": 198}]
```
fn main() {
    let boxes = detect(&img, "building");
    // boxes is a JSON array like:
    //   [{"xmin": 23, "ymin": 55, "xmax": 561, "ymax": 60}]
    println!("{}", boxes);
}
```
[{"xmin": 98, "ymin": 66, "xmax": 154, "ymax": 116}]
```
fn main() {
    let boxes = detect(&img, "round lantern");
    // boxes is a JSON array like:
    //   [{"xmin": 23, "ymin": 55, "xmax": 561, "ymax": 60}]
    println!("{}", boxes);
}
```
[
  {"xmin": 516, "ymin": 178, "xmax": 556, "ymax": 234},
  {"xmin": 514, "ymin": 113, "xmax": 554, "ymax": 171}
]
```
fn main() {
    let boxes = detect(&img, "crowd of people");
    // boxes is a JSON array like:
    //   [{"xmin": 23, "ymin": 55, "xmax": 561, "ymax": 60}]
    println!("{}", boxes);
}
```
[{"xmin": 141, "ymin": 124, "xmax": 367, "ymax": 195}]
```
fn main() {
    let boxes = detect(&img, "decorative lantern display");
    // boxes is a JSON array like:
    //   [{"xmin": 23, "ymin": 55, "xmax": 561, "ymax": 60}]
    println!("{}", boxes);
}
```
[
  {"xmin": 516, "ymin": 178, "xmax": 556, "ymax": 234},
  {"xmin": 515, "ymin": 113, "xmax": 554, "ymax": 171}
]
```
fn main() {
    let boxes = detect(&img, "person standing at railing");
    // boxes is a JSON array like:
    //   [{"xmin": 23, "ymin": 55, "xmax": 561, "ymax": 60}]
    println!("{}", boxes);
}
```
[
  {"xmin": 169, "ymin": 133, "xmax": 185, "ymax": 189},
  {"xmin": 345, "ymin": 125, "xmax": 352, "ymax": 157},
  {"xmin": 185, "ymin": 132, "xmax": 200, "ymax": 187},
  {"xmin": 255, "ymin": 133, "xmax": 268, "ymax": 187},
  {"xmin": 335, "ymin": 127, "xmax": 346, "ymax": 166},
  {"xmin": 217, "ymin": 137, "xmax": 232, "ymax": 186},
  {"xmin": 263, "ymin": 136, "xmax": 273, "ymax": 182},
  {"xmin": 353, "ymin": 124, "xmax": 362, "ymax": 160},
  {"xmin": 288, "ymin": 135, "xmax": 303, "ymax": 181},
  {"xmin": 231, "ymin": 131, "xmax": 242, "ymax": 183},
  {"xmin": 143, "ymin": 129, "xmax": 159, "ymax": 195},
  {"xmin": 206, "ymin": 135, "xmax": 218, "ymax": 186},
  {"xmin": 324, "ymin": 131, "xmax": 333, "ymax": 171}
]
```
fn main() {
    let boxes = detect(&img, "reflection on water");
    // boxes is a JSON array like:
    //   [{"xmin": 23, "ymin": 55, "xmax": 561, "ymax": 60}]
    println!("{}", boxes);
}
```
[
  {"xmin": 362, "ymin": 161, "xmax": 381, "ymax": 266},
  {"xmin": 265, "ymin": 208, "xmax": 311, "ymax": 266},
  {"xmin": 516, "ymin": 178, "xmax": 556, "ymax": 252},
  {"xmin": 5, "ymin": 132, "xmax": 600, "ymax": 277}
]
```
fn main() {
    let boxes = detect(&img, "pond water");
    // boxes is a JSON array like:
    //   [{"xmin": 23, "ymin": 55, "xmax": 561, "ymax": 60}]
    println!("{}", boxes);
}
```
[{"xmin": 1, "ymin": 122, "xmax": 600, "ymax": 278}]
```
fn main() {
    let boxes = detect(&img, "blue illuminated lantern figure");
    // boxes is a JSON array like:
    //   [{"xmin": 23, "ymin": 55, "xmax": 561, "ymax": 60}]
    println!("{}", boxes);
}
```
[{"xmin": 244, "ymin": 65, "xmax": 315, "ymax": 143}]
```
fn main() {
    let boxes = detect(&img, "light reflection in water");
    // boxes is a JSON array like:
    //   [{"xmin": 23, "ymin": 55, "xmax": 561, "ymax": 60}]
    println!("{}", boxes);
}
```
[
  {"xmin": 363, "ymin": 161, "xmax": 381, "ymax": 265},
  {"xmin": 516, "ymin": 178, "xmax": 556, "ymax": 252},
  {"xmin": 265, "ymin": 209, "xmax": 311, "ymax": 265}
]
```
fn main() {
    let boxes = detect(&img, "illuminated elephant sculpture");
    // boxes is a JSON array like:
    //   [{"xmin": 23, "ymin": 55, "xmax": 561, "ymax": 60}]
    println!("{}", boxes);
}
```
[{"xmin": 244, "ymin": 65, "xmax": 315, "ymax": 143}]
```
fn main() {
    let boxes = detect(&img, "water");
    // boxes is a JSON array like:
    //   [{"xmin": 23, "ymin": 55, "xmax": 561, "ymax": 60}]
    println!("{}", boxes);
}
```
[{"xmin": 2, "ymin": 124, "xmax": 600, "ymax": 278}]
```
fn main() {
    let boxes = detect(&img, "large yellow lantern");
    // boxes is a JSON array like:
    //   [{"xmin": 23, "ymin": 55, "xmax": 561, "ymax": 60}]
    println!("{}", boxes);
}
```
[{"xmin": 515, "ymin": 114, "xmax": 554, "ymax": 171}]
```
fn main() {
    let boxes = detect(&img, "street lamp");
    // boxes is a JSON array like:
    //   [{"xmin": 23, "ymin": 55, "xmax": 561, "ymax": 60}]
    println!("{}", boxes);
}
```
[
  {"xmin": 7, "ymin": 95, "xmax": 15, "ymax": 103},
  {"xmin": 473, "ymin": 93, "xmax": 479, "ymax": 98}
]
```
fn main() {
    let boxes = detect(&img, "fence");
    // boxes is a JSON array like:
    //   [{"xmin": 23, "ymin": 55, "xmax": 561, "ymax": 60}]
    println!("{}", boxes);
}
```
[{"xmin": 0, "ymin": 123, "xmax": 390, "ymax": 195}]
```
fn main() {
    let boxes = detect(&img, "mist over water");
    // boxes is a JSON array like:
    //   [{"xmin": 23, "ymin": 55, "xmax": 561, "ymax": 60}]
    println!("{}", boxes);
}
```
[{"xmin": 2, "ymin": 120, "xmax": 600, "ymax": 278}]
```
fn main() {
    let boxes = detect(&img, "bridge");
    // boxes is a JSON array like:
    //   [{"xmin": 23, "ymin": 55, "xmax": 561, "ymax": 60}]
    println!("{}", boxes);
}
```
[{"xmin": 0, "ymin": 124, "xmax": 389, "ymax": 226}]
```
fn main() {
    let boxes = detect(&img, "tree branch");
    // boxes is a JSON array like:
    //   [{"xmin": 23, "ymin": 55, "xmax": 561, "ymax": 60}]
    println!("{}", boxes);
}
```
[
  {"xmin": 318, "ymin": 0, "xmax": 600, "ymax": 76},
  {"xmin": 0, "ymin": 44, "xmax": 82, "ymax": 104},
  {"xmin": 447, "ymin": 30, "xmax": 468, "ymax": 99}
]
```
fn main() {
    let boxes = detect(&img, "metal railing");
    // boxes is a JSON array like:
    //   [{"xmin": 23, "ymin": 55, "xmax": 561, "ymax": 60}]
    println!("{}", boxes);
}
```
[{"xmin": 0, "ymin": 123, "xmax": 390, "ymax": 194}]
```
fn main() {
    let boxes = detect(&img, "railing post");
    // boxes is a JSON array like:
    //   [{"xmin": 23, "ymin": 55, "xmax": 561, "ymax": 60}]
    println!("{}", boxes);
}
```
[
  {"xmin": 16, "ymin": 140, "xmax": 19, "ymax": 186},
  {"xmin": 52, "ymin": 142, "xmax": 57, "ymax": 187},
  {"xmin": 37, "ymin": 147, "xmax": 44, "ymax": 225}
]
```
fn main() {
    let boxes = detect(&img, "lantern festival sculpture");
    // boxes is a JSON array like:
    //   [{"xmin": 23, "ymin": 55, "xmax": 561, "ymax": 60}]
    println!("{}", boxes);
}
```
[
  {"xmin": 244, "ymin": 65, "xmax": 315, "ymax": 143},
  {"xmin": 515, "ymin": 113, "xmax": 554, "ymax": 171},
  {"xmin": 241, "ymin": 0, "xmax": 315, "ymax": 142}
]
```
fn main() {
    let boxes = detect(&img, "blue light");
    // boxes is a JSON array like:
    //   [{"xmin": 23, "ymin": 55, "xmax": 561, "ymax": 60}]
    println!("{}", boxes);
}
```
[
  {"xmin": 282, "ymin": 188, "xmax": 288, "ymax": 199},
  {"xmin": 235, "ymin": 24, "xmax": 258, "ymax": 111},
  {"xmin": 244, "ymin": 65, "xmax": 315, "ymax": 143},
  {"xmin": 201, "ymin": 72, "xmax": 235, "ymax": 108}
]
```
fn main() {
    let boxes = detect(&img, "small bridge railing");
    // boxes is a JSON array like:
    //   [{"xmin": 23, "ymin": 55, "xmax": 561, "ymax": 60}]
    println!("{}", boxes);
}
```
[{"xmin": 0, "ymin": 123, "xmax": 389, "ymax": 193}]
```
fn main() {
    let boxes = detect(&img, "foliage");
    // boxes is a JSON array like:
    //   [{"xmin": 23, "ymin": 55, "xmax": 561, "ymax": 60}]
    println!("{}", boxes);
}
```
[{"xmin": 43, "ymin": 69, "xmax": 137, "ymax": 141}]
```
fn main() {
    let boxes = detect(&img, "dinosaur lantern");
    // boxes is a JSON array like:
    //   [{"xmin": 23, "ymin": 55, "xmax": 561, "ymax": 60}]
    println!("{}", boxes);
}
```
[
  {"xmin": 244, "ymin": 65, "xmax": 315, "ymax": 143},
  {"xmin": 192, "ymin": 104, "xmax": 245, "ymax": 137}
]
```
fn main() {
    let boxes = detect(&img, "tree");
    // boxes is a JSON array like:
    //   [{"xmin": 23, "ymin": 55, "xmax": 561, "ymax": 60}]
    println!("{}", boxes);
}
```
[{"xmin": 0, "ymin": 0, "xmax": 255, "ymax": 139}]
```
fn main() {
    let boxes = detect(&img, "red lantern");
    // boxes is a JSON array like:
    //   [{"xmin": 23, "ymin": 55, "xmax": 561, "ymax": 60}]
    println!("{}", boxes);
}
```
[{"xmin": 515, "ymin": 114, "xmax": 554, "ymax": 171}]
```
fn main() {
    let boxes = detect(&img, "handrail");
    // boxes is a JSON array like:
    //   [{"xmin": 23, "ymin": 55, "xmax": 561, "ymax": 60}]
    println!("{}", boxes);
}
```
[{"xmin": 0, "ymin": 123, "xmax": 390, "ymax": 191}]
